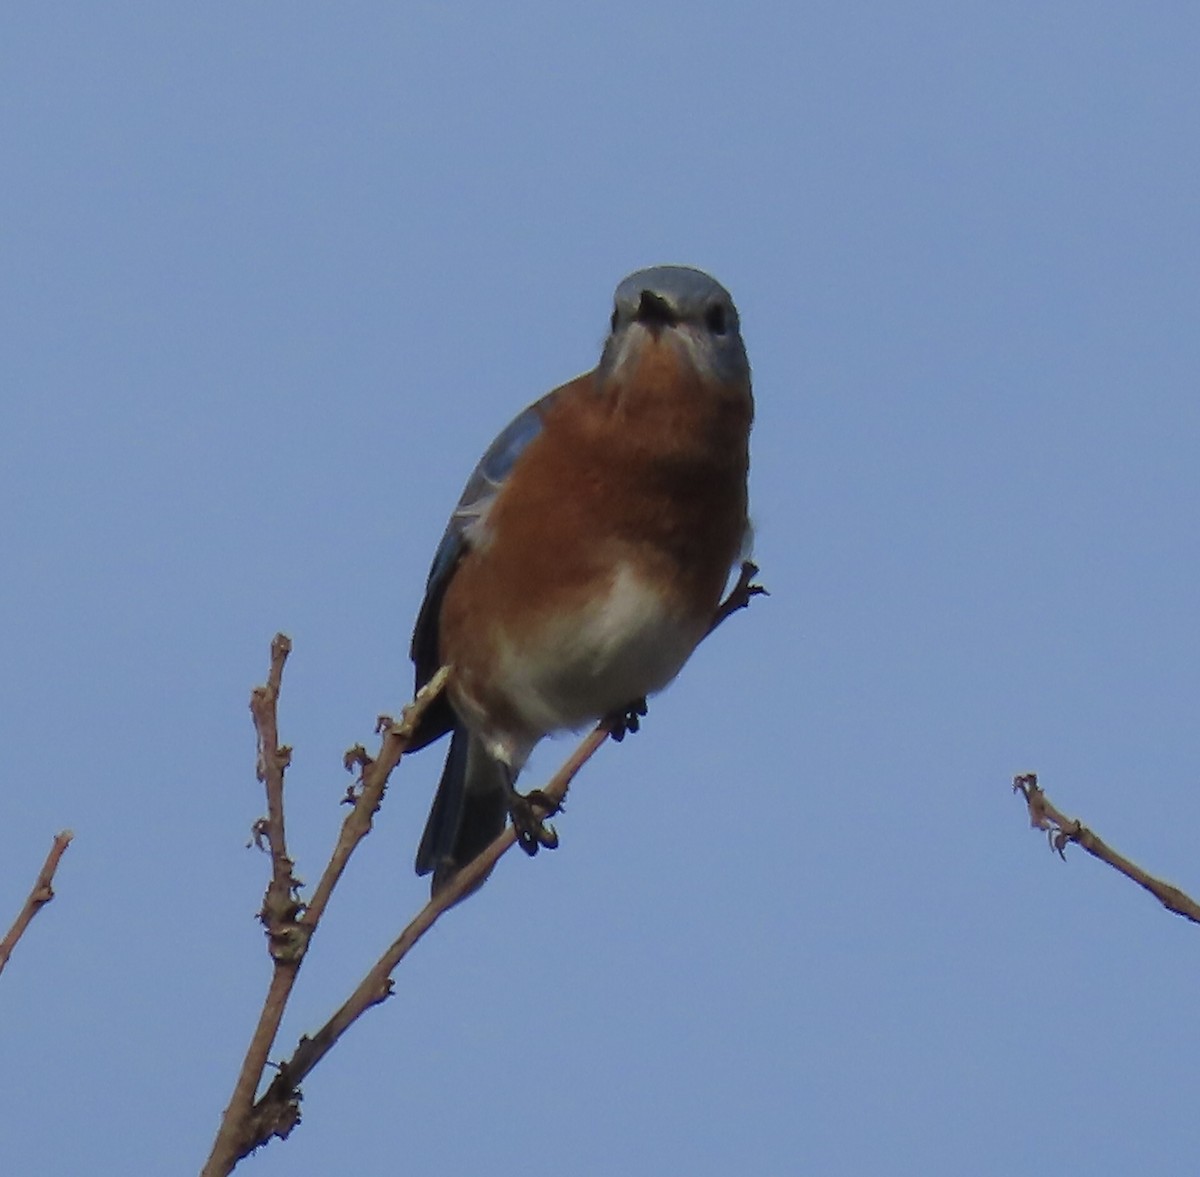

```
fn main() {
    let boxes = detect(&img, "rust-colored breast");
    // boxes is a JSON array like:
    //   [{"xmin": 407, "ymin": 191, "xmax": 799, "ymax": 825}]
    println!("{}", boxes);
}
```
[{"xmin": 438, "ymin": 343, "xmax": 752, "ymax": 742}]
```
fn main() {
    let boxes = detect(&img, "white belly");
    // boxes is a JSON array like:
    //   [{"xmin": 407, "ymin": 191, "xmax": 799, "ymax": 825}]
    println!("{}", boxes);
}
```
[{"xmin": 491, "ymin": 563, "xmax": 704, "ymax": 751}]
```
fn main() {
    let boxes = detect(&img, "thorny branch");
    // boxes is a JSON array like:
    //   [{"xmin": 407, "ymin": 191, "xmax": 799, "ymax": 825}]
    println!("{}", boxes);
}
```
[
  {"xmin": 1012, "ymin": 772, "xmax": 1200, "ymax": 925},
  {"xmin": 204, "ymin": 564, "xmax": 765, "ymax": 1173},
  {"xmin": 0, "ymin": 831, "xmax": 73, "ymax": 978}
]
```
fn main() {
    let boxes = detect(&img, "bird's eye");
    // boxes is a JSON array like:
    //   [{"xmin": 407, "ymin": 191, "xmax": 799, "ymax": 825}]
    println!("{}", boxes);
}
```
[
  {"xmin": 705, "ymin": 303, "xmax": 728, "ymax": 335},
  {"xmin": 610, "ymin": 308, "xmax": 619, "ymax": 332}
]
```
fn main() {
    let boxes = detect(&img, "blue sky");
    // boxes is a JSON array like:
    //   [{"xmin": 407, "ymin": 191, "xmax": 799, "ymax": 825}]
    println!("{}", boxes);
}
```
[{"xmin": 3, "ymin": 4, "xmax": 1199, "ymax": 1174}]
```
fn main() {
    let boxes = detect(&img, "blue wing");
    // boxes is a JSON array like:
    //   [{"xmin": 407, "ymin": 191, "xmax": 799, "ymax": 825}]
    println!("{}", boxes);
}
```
[
  {"xmin": 409, "ymin": 390, "xmax": 558, "ymax": 728},
  {"xmin": 408, "ymin": 389, "xmax": 560, "ymax": 885}
]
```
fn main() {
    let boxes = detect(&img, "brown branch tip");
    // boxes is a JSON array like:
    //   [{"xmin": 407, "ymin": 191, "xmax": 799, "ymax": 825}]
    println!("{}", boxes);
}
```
[
  {"xmin": 0, "ymin": 831, "xmax": 74, "ymax": 978},
  {"xmin": 1012, "ymin": 772, "xmax": 1200, "ymax": 926}
]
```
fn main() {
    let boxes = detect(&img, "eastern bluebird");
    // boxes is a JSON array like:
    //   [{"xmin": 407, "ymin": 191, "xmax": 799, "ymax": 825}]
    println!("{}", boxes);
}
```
[{"xmin": 408, "ymin": 265, "xmax": 754, "ymax": 894}]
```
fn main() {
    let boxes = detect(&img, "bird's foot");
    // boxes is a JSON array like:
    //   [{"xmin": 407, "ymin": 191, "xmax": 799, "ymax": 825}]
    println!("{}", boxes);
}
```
[
  {"xmin": 605, "ymin": 697, "xmax": 648, "ymax": 743},
  {"xmin": 509, "ymin": 789, "xmax": 561, "ymax": 857}
]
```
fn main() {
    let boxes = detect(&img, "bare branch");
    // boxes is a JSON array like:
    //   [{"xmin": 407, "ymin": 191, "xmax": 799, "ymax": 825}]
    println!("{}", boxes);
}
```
[
  {"xmin": 202, "ymin": 635, "xmax": 298, "ymax": 1177},
  {"xmin": 202, "ymin": 644, "xmax": 448, "ymax": 1176},
  {"xmin": 253, "ymin": 633, "xmax": 300, "ymax": 952},
  {"xmin": 1012, "ymin": 772, "xmax": 1200, "ymax": 925},
  {"xmin": 302, "ymin": 665, "xmax": 452, "ymax": 934},
  {"xmin": 251, "ymin": 724, "xmax": 608, "ymax": 1128},
  {"xmin": 0, "ymin": 831, "xmax": 73, "ymax": 978},
  {"xmin": 205, "ymin": 564, "xmax": 766, "ymax": 1171}
]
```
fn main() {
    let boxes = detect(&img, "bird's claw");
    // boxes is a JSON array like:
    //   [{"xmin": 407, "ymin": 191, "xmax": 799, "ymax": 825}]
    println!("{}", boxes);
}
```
[
  {"xmin": 606, "ymin": 697, "xmax": 648, "ymax": 742},
  {"xmin": 523, "ymin": 788, "xmax": 563, "ymax": 817},
  {"xmin": 509, "ymin": 791, "xmax": 561, "ymax": 856}
]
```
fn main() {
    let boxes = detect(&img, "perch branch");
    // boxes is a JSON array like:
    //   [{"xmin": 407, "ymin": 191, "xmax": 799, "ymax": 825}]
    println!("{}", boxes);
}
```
[
  {"xmin": 201, "ymin": 643, "xmax": 448, "ymax": 1176},
  {"xmin": 1012, "ymin": 772, "xmax": 1200, "ymax": 925},
  {"xmin": 302, "ymin": 665, "xmax": 452, "ymax": 934},
  {"xmin": 0, "ymin": 831, "xmax": 73, "ymax": 978},
  {"xmin": 251, "ymin": 724, "xmax": 608, "ymax": 1126}
]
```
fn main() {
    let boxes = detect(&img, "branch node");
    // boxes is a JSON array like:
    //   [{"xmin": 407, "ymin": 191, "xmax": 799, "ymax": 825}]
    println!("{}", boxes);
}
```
[
  {"xmin": 342, "ymin": 743, "xmax": 372, "ymax": 773},
  {"xmin": 266, "ymin": 924, "xmax": 311, "ymax": 965},
  {"xmin": 249, "ymin": 818, "xmax": 270, "ymax": 851},
  {"xmin": 0, "ymin": 830, "xmax": 74, "ymax": 978}
]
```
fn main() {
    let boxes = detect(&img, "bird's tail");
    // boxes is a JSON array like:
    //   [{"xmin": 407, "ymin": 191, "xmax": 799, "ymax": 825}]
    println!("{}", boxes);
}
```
[{"xmin": 415, "ymin": 725, "xmax": 511, "ymax": 896}]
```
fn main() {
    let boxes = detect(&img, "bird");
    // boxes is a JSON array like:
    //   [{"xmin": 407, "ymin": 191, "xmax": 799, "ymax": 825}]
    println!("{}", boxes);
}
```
[{"xmin": 407, "ymin": 264, "xmax": 754, "ymax": 895}]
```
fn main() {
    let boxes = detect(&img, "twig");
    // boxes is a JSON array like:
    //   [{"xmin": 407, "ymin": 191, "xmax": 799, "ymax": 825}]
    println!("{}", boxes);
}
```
[
  {"xmin": 0, "ymin": 831, "xmax": 73, "ymax": 977},
  {"xmin": 250, "ymin": 725, "xmax": 608, "ymax": 1127},
  {"xmin": 253, "ymin": 634, "xmax": 300, "ymax": 952},
  {"xmin": 201, "ymin": 643, "xmax": 449, "ymax": 1176},
  {"xmin": 302, "ymin": 664, "xmax": 452, "ymax": 934},
  {"xmin": 1012, "ymin": 772, "xmax": 1200, "ymax": 925},
  {"xmin": 203, "ymin": 635, "xmax": 298, "ymax": 1177}
]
